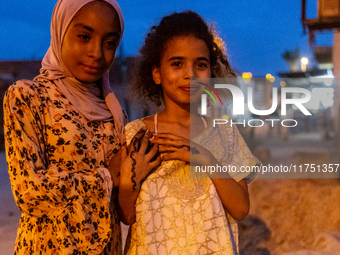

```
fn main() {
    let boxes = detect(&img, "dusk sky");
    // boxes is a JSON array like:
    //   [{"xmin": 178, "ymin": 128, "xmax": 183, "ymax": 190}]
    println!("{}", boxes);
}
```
[{"xmin": 1, "ymin": 0, "xmax": 334, "ymax": 76}]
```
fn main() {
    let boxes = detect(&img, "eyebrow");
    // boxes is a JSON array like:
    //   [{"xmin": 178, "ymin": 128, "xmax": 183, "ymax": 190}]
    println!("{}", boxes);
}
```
[
  {"xmin": 73, "ymin": 23, "xmax": 120, "ymax": 37},
  {"xmin": 167, "ymin": 56, "xmax": 210, "ymax": 62}
]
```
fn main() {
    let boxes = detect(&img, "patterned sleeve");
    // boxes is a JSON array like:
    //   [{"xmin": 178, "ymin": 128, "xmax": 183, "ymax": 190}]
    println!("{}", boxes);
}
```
[
  {"xmin": 4, "ymin": 81, "xmax": 112, "ymax": 251},
  {"xmin": 227, "ymin": 125, "xmax": 260, "ymax": 184}
]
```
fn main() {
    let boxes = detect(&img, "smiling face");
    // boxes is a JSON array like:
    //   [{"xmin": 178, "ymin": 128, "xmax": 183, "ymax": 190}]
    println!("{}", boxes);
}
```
[
  {"xmin": 152, "ymin": 35, "xmax": 211, "ymax": 108},
  {"xmin": 61, "ymin": 1, "xmax": 121, "ymax": 83}
]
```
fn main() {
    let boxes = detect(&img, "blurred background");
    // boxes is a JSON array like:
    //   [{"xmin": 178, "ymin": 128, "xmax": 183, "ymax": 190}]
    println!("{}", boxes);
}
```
[{"xmin": 1, "ymin": 0, "xmax": 340, "ymax": 254}]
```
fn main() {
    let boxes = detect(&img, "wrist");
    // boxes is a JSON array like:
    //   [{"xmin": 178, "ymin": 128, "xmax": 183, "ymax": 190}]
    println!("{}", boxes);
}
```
[{"xmin": 119, "ymin": 176, "xmax": 141, "ymax": 192}]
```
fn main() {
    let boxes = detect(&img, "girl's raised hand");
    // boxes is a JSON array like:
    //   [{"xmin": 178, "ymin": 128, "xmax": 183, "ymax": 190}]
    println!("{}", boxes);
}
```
[
  {"xmin": 150, "ymin": 133, "xmax": 218, "ymax": 167},
  {"xmin": 118, "ymin": 127, "xmax": 161, "ymax": 224},
  {"xmin": 120, "ymin": 127, "xmax": 161, "ymax": 191}
]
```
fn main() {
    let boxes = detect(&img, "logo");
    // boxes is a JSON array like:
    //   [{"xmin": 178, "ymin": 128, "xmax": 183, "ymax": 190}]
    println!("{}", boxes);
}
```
[
  {"xmin": 195, "ymin": 82, "xmax": 222, "ymax": 115},
  {"xmin": 193, "ymin": 78, "xmax": 334, "ymax": 128},
  {"xmin": 200, "ymin": 84, "xmax": 312, "ymax": 116}
]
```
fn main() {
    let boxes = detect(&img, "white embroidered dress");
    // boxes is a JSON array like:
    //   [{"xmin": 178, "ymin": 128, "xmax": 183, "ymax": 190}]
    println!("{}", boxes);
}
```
[{"xmin": 124, "ymin": 117, "xmax": 258, "ymax": 255}]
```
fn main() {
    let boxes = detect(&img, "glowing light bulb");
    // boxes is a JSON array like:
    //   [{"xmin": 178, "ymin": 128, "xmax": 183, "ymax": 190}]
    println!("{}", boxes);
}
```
[{"xmin": 301, "ymin": 57, "xmax": 309, "ymax": 65}]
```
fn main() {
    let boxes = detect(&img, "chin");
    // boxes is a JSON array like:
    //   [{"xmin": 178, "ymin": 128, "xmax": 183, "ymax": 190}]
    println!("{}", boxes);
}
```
[
  {"xmin": 75, "ymin": 75, "xmax": 101, "ymax": 84},
  {"xmin": 190, "ymin": 95, "xmax": 202, "ymax": 103}
]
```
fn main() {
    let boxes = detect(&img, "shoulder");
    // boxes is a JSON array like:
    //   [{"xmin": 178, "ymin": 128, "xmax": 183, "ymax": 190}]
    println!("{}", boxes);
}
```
[
  {"xmin": 125, "ymin": 118, "xmax": 146, "ymax": 145},
  {"xmin": 4, "ymin": 80, "xmax": 38, "ymax": 106},
  {"xmin": 5, "ymin": 79, "xmax": 52, "ymax": 99},
  {"xmin": 125, "ymin": 115, "xmax": 156, "ymax": 132},
  {"xmin": 6, "ymin": 79, "xmax": 37, "ymax": 93},
  {"xmin": 125, "ymin": 118, "xmax": 145, "ymax": 130},
  {"xmin": 140, "ymin": 115, "xmax": 155, "ymax": 130},
  {"xmin": 4, "ymin": 79, "xmax": 59, "ymax": 114}
]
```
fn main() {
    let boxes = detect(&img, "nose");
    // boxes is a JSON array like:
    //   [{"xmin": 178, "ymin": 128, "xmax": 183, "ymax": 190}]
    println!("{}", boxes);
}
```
[
  {"xmin": 88, "ymin": 40, "xmax": 103, "ymax": 60},
  {"xmin": 184, "ymin": 64, "xmax": 196, "ymax": 79}
]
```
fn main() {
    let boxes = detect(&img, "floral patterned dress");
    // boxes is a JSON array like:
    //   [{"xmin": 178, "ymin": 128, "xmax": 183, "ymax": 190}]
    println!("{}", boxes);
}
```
[{"xmin": 3, "ymin": 79, "xmax": 123, "ymax": 255}]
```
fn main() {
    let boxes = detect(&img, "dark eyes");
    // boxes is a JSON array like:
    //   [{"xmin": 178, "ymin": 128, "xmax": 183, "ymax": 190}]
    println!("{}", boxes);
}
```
[
  {"xmin": 171, "ymin": 61, "xmax": 208, "ymax": 68},
  {"xmin": 172, "ymin": 61, "xmax": 181, "ymax": 67},
  {"xmin": 105, "ymin": 41, "xmax": 117, "ymax": 48},
  {"xmin": 197, "ymin": 62, "xmax": 208, "ymax": 68},
  {"xmin": 78, "ymin": 35, "xmax": 89, "ymax": 40},
  {"xmin": 77, "ymin": 35, "xmax": 116, "ymax": 49}
]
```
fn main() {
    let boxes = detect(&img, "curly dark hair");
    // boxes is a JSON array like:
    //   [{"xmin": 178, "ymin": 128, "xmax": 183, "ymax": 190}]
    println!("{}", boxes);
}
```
[{"xmin": 133, "ymin": 10, "xmax": 236, "ymax": 107}]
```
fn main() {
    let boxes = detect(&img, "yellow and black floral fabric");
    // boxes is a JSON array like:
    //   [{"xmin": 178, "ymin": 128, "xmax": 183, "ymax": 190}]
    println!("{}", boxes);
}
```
[{"xmin": 4, "ymin": 79, "xmax": 122, "ymax": 255}]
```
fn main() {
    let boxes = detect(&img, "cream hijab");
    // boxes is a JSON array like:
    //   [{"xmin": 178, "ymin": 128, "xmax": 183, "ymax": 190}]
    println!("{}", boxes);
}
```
[{"xmin": 35, "ymin": 0, "xmax": 125, "ymax": 134}]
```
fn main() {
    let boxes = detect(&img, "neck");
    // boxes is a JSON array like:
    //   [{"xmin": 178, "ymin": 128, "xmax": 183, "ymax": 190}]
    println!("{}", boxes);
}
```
[{"xmin": 158, "ymin": 100, "xmax": 201, "ymax": 127}]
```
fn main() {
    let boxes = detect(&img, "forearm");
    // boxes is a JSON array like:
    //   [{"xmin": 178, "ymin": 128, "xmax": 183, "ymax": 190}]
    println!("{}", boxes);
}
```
[
  {"xmin": 210, "ymin": 177, "xmax": 249, "ymax": 221},
  {"xmin": 205, "ymin": 155, "xmax": 250, "ymax": 221},
  {"xmin": 118, "ymin": 179, "xmax": 140, "ymax": 225}
]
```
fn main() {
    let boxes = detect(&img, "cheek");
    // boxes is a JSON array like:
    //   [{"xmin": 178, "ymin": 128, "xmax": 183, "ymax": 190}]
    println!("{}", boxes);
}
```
[
  {"xmin": 162, "ymin": 69, "xmax": 180, "ymax": 83},
  {"xmin": 203, "ymin": 68, "xmax": 212, "ymax": 78},
  {"xmin": 61, "ymin": 38, "xmax": 75, "ymax": 64},
  {"xmin": 104, "ymin": 49, "xmax": 116, "ymax": 66},
  {"xmin": 61, "ymin": 47, "xmax": 69, "ymax": 64}
]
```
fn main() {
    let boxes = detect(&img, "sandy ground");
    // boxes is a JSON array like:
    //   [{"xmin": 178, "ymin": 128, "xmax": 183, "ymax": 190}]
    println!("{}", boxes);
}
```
[{"xmin": 0, "ymin": 131, "xmax": 338, "ymax": 254}]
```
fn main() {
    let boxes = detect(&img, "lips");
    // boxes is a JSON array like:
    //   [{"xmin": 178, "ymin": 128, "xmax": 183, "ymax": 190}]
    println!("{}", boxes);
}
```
[
  {"xmin": 82, "ymin": 64, "xmax": 103, "ymax": 75},
  {"xmin": 179, "ymin": 86, "xmax": 200, "ymax": 94}
]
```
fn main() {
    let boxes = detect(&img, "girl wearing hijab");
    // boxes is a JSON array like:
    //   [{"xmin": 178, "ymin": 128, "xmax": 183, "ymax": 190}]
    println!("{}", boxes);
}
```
[{"xmin": 3, "ymin": 0, "xmax": 159, "ymax": 254}]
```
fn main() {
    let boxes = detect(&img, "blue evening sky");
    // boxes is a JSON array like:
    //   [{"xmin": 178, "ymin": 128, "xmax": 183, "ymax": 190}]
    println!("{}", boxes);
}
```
[{"xmin": 0, "ymin": 0, "xmax": 334, "ymax": 76}]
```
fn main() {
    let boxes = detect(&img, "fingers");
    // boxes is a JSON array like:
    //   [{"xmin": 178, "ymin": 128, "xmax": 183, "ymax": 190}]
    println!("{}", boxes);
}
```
[
  {"xmin": 128, "ymin": 127, "xmax": 158, "ymax": 155},
  {"xmin": 152, "ymin": 133, "xmax": 185, "ymax": 140},
  {"xmin": 127, "ymin": 127, "xmax": 147, "ymax": 153},
  {"xmin": 161, "ymin": 151, "xmax": 189, "ymax": 162},
  {"xmin": 138, "ymin": 132, "xmax": 150, "ymax": 153},
  {"xmin": 150, "ymin": 136, "xmax": 189, "ymax": 149},
  {"xmin": 157, "ymin": 144, "xmax": 190, "ymax": 154},
  {"xmin": 150, "ymin": 135, "xmax": 179, "ymax": 145},
  {"xmin": 140, "ymin": 154, "xmax": 161, "ymax": 181},
  {"xmin": 134, "ymin": 127, "xmax": 147, "ymax": 142},
  {"xmin": 132, "ymin": 153, "xmax": 161, "ymax": 183},
  {"xmin": 157, "ymin": 144, "xmax": 177, "ymax": 153},
  {"xmin": 148, "ymin": 155, "xmax": 161, "ymax": 170},
  {"xmin": 145, "ymin": 143, "xmax": 159, "ymax": 161},
  {"xmin": 146, "ymin": 128, "xmax": 154, "ymax": 138},
  {"xmin": 128, "ymin": 135, "xmax": 139, "ymax": 154}
]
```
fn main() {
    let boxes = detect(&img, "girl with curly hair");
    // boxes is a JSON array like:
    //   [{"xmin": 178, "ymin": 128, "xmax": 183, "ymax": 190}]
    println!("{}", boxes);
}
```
[{"xmin": 121, "ymin": 11, "xmax": 258, "ymax": 254}]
